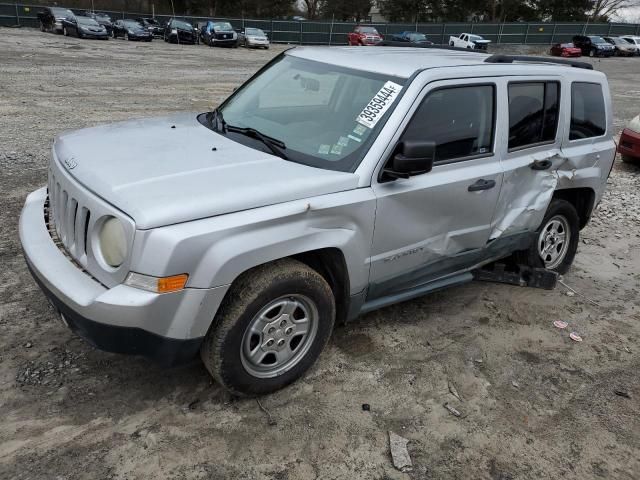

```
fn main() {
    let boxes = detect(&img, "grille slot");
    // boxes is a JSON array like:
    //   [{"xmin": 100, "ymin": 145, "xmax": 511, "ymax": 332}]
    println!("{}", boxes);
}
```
[{"xmin": 48, "ymin": 174, "xmax": 92, "ymax": 266}]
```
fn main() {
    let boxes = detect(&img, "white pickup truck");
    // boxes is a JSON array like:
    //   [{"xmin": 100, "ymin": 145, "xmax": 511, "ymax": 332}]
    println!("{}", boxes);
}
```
[{"xmin": 449, "ymin": 33, "xmax": 491, "ymax": 50}]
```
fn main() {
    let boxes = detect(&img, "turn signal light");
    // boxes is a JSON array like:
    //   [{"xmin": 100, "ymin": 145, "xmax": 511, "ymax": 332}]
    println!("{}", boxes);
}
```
[
  {"xmin": 158, "ymin": 274, "xmax": 189, "ymax": 293},
  {"xmin": 125, "ymin": 272, "xmax": 189, "ymax": 293}
]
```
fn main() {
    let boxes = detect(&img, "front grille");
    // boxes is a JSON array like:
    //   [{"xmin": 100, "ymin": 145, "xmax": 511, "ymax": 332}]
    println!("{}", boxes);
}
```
[{"xmin": 48, "ymin": 172, "xmax": 92, "ymax": 266}]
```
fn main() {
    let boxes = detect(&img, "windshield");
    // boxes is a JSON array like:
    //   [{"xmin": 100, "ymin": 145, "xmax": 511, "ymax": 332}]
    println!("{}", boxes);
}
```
[
  {"xmin": 172, "ymin": 20, "xmax": 192, "ymax": 30},
  {"xmin": 408, "ymin": 33, "xmax": 427, "ymax": 41},
  {"xmin": 214, "ymin": 55, "xmax": 406, "ymax": 172},
  {"xmin": 359, "ymin": 27, "xmax": 379, "ymax": 34},
  {"xmin": 77, "ymin": 17, "xmax": 99, "ymax": 26},
  {"xmin": 52, "ymin": 8, "xmax": 73, "ymax": 17},
  {"xmin": 214, "ymin": 22, "xmax": 234, "ymax": 32},
  {"xmin": 246, "ymin": 28, "xmax": 264, "ymax": 36},
  {"xmin": 469, "ymin": 34, "xmax": 483, "ymax": 41},
  {"xmin": 124, "ymin": 20, "xmax": 142, "ymax": 28},
  {"xmin": 590, "ymin": 36, "xmax": 606, "ymax": 43}
]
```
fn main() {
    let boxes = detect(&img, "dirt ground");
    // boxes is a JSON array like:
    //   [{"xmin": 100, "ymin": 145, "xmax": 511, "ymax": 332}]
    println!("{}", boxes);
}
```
[{"xmin": 1, "ymin": 28, "xmax": 639, "ymax": 480}]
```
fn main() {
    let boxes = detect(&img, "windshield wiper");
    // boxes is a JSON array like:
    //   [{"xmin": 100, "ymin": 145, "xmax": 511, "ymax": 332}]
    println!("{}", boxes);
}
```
[
  {"xmin": 208, "ymin": 109, "xmax": 288, "ymax": 160},
  {"xmin": 225, "ymin": 124, "xmax": 289, "ymax": 160},
  {"xmin": 209, "ymin": 107, "xmax": 226, "ymax": 132}
]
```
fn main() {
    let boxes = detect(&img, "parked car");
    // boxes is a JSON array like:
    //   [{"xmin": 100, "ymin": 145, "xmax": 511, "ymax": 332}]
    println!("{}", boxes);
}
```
[
  {"xmin": 113, "ymin": 19, "xmax": 152, "ymax": 41},
  {"xmin": 449, "ymin": 33, "xmax": 490, "ymax": 50},
  {"xmin": 239, "ymin": 27, "xmax": 270, "ymax": 49},
  {"xmin": 348, "ymin": 26, "xmax": 383, "ymax": 45},
  {"xmin": 20, "ymin": 48, "xmax": 615, "ymax": 396},
  {"xmin": 572, "ymin": 35, "xmax": 615, "ymax": 57},
  {"xmin": 62, "ymin": 16, "xmax": 109, "ymax": 39},
  {"xmin": 603, "ymin": 36, "xmax": 637, "ymax": 56},
  {"xmin": 84, "ymin": 11, "xmax": 113, "ymax": 36},
  {"xmin": 550, "ymin": 42, "xmax": 582, "ymax": 57},
  {"xmin": 620, "ymin": 36, "xmax": 640, "ymax": 55},
  {"xmin": 163, "ymin": 19, "xmax": 198, "ymax": 44},
  {"xmin": 390, "ymin": 31, "xmax": 433, "ymax": 45},
  {"xmin": 618, "ymin": 114, "xmax": 640, "ymax": 163},
  {"xmin": 135, "ymin": 17, "xmax": 163, "ymax": 37},
  {"xmin": 37, "ymin": 7, "xmax": 74, "ymax": 34},
  {"xmin": 202, "ymin": 21, "xmax": 238, "ymax": 47}
]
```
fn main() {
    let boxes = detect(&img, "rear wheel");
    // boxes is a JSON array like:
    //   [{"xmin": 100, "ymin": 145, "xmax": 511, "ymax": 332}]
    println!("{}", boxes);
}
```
[
  {"xmin": 516, "ymin": 199, "xmax": 579, "ymax": 274},
  {"xmin": 200, "ymin": 259, "xmax": 335, "ymax": 396}
]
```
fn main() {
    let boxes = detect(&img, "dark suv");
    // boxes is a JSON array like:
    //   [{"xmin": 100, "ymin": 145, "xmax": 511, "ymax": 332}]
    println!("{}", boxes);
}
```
[{"xmin": 572, "ymin": 35, "xmax": 615, "ymax": 57}]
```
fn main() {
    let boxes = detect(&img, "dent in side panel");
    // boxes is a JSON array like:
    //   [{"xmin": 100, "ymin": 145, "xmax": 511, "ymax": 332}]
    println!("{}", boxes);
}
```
[{"xmin": 130, "ymin": 188, "xmax": 377, "ymax": 294}]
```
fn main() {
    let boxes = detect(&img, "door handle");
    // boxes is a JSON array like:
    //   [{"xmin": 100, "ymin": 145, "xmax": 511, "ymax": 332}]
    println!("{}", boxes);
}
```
[
  {"xmin": 468, "ymin": 179, "xmax": 496, "ymax": 192},
  {"xmin": 530, "ymin": 159, "xmax": 553, "ymax": 170}
]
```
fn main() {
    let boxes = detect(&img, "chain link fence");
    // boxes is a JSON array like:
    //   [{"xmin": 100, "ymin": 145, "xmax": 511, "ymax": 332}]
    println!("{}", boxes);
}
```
[{"xmin": 2, "ymin": 2, "xmax": 640, "ymax": 45}]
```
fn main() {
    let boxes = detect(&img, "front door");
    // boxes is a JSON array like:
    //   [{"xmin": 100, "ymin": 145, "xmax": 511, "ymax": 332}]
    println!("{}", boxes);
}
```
[{"xmin": 368, "ymin": 79, "xmax": 503, "ymax": 300}]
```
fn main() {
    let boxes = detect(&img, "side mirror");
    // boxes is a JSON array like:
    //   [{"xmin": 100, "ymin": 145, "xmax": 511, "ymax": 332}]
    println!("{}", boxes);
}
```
[{"xmin": 383, "ymin": 140, "xmax": 435, "ymax": 180}]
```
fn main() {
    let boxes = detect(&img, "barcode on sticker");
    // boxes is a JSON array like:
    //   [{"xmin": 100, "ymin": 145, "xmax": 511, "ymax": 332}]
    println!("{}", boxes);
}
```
[{"xmin": 356, "ymin": 81, "xmax": 403, "ymax": 129}]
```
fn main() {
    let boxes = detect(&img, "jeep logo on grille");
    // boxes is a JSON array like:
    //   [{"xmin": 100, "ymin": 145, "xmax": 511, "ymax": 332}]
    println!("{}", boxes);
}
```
[{"xmin": 63, "ymin": 157, "xmax": 77, "ymax": 170}]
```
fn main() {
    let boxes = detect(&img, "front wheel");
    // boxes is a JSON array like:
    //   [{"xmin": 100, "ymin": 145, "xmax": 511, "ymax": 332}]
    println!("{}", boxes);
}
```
[
  {"xmin": 63, "ymin": 27, "xmax": 68, "ymax": 36},
  {"xmin": 200, "ymin": 259, "xmax": 335, "ymax": 396},
  {"xmin": 589, "ymin": 49, "xmax": 595, "ymax": 57},
  {"xmin": 516, "ymin": 199, "xmax": 579, "ymax": 274}
]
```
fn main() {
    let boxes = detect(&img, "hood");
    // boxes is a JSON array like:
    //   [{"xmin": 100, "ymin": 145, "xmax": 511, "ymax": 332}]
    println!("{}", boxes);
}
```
[{"xmin": 53, "ymin": 113, "xmax": 360, "ymax": 229}]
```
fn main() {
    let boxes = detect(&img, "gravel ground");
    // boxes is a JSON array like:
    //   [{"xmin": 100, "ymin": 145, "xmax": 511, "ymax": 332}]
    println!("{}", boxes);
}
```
[{"xmin": 1, "ymin": 28, "xmax": 639, "ymax": 480}]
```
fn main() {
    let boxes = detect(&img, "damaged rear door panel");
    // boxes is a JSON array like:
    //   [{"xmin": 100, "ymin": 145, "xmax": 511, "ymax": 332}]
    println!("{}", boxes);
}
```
[{"xmin": 491, "ymin": 76, "xmax": 565, "ymax": 240}]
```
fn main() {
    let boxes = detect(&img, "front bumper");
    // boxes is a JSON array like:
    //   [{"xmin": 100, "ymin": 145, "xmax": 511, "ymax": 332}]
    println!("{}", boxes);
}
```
[
  {"xmin": 129, "ymin": 33, "xmax": 152, "ymax": 40},
  {"xmin": 618, "ymin": 128, "xmax": 640, "ymax": 159},
  {"xmin": 246, "ymin": 38, "xmax": 269, "ymax": 47},
  {"xmin": 212, "ymin": 37, "xmax": 237, "ymax": 46},
  {"xmin": 19, "ymin": 187, "xmax": 229, "ymax": 366}
]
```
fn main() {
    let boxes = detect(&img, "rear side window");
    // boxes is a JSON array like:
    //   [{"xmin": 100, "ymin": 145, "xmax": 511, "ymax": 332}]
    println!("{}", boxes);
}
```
[
  {"xmin": 508, "ymin": 82, "xmax": 560, "ymax": 150},
  {"xmin": 570, "ymin": 82, "xmax": 606, "ymax": 140},
  {"xmin": 402, "ymin": 85, "xmax": 495, "ymax": 163}
]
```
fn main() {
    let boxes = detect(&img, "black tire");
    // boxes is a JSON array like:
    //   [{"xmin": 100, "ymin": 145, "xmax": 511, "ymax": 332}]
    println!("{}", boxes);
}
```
[
  {"xmin": 515, "ymin": 199, "xmax": 580, "ymax": 275},
  {"xmin": 201, "ymin": 258, "xmax": 335, "ymax": 396},
  {"xmin": 63, "ymin": 27, "xmax": 68, "ymax": 36},
  {"xmin": 40, "ymin": 21, "xmax": 45, "ymax": 32}
]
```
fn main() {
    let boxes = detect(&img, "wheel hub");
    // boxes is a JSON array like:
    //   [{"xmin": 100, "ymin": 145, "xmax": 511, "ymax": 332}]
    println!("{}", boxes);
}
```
[
  {"xmin": 538, "ymin": 215, "xmax": 570, "ymax": 269},
  {"xmin": 240, "ymin": 295, "xmax": 318, "ymax": 379}
]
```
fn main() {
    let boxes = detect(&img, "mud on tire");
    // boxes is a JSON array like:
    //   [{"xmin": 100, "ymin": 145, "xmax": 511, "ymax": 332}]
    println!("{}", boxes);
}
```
[{"xmin": 200, "ymin": 258, "xmax": 335, "ymax": 396}]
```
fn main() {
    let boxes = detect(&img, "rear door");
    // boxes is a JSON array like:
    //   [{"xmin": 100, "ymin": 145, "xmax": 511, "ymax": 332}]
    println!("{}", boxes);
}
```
[
  {"xmin": 368, "ymin": 78, "xmax": 503, "ymax": 300},
  {"xmin": 491, "ymin": 77, "xmax": 564, "ymax": 240}
]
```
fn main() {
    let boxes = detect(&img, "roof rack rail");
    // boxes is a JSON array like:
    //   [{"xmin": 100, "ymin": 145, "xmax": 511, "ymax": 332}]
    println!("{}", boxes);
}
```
[{"xmin": 484, "ymin": 54, "xmax": 593, "ymax": 70}]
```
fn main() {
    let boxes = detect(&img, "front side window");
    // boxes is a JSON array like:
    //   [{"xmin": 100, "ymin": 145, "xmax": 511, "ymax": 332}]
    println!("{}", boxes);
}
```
[
  {"xmin": 508, "ymin": 82, "xmax": 559, "ymax": 150},
  {"xmin": 570, "ymin": 82, "xmax": 606, "ymax": 140},
  {"xmin": 213, "ymin": 55, "xmax": 406, "ymax": 172},
  {"xmin": 402, "ymin": 85, "xmax": 495, "ymax": 163}
]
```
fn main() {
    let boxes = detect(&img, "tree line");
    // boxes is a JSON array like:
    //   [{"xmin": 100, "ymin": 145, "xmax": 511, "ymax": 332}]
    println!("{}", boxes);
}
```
[{"xmin": 169, "ymin": 0, "xmax": 628, "ymax": 21}]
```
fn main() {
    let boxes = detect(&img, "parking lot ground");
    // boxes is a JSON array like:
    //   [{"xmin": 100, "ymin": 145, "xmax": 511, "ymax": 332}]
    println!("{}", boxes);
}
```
[{"xmin": 1, "ymin": 27, "xmax": 639, "ymax": 480}]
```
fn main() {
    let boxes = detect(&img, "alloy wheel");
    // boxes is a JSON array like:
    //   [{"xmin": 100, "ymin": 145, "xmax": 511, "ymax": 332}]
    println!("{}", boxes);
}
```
[
  {"xmin": 240, "ymin": 294, "xmax": 319, "ymax": 379},
  {"xmin": 538, "ymin": 215, "xmax": 571, "ymax": 269}
]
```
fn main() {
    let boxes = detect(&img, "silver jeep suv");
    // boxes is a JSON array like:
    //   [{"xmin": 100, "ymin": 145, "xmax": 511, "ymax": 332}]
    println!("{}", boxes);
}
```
[{"xmin": 20, "ymin": 48, "xmax": 615, "ymax": 395}]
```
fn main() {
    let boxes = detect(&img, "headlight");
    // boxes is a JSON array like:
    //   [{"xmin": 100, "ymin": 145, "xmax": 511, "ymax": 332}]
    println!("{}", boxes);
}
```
[
  {"xmin": 98, "ymin": 216, "xmax": 127, "ymax": 268},
  {"xmin": 127, "ymin": 29, "xmax": 134, "ymax": 34},
  {"xmin": 171, "ymin": 28, "xmax": 177, "ymax": 34}
]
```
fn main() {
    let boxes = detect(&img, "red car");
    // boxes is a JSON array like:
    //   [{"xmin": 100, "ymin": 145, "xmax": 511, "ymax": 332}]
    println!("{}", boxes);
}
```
[
  {"xmin": 348, "ymin": 26, "xmax": 383, "ymax": 46},
  {"xmin": 618, "ymin": 115, "xmax": 640, "ymax": 163},
  {"xmin": 550, "ymin": 42, "xmax": 582, "ymax": 57}
]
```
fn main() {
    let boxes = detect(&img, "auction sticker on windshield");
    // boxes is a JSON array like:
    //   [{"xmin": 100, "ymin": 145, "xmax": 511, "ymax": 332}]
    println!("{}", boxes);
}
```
[{"xmin": 356, "ymin": 81, "xmax": 403, "ymax": 129}]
